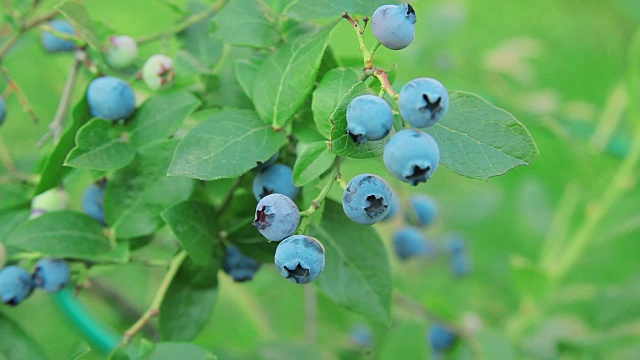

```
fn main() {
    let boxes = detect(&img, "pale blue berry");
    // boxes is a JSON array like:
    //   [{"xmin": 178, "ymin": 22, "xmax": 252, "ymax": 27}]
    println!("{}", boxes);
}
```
[
  {"xmin": 371, "ymin": 4, "xmax": 416, "ymax": 50},
  {"xmin": 383, "ymin": 129, "xmax": 440, "ymax": 186},
  {"xmin": 399, "ymin": 78, "xmax": 449, "ymax": 127},
  {"xmin": 87, "ymin": 77, "xmax": 136, "ymax": 121},
  {"xmin": 342, "ymin": 174, "xmax": 392, "ymax": 225},
  {"xmin": 274, "ymin": 235, "xmax": 325, "ymax": 284},
  {"xmin": 346, "ymin": 95, "xmax": 393, "ymax": 144},
  {"xmin": 253, "ymin": 193, "xmax": 300, "ymax": 242}
]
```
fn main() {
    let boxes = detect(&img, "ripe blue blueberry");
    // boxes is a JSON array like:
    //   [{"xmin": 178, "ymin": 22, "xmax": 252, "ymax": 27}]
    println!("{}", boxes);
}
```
[
  {"xmin": 0, "ymin": 97, "xmax": 6, "ymax": 126},
  {"xmin": 82, "ymin": 181, "xmax": 106, "ymax": 225},
  {"xmin": 274, "ymin": 235, "xmax": 325, "ymax": 284},
  {"xmin": 428, "ymin": 323, "xmax": 457, "ymax": 353},
  {"xmin": 252, "ymin": 164, "xmax": 299, "ymax": 201},
  {"xmin": 393, "ymin": 226, "xmax": 433, "ymax": 260},
  {"xmin": 253, "ymin": 193, "xmax": 300, "ymax": 241},
  {"xmin": 105, "ymin": 35, "xmax": 138, "ymax": 69},
  {"xmin": 408, "ymin": 194, "xmax": 437, "ymax": 226},
  {"xmin": 346, "ymin": 95, "xmax": 393, "ymax": 144},
  {"xmin": 383, "ymin": 129, "xmax": 440, "ymax": 185},
  {"xmin": 371, "ymin": 4, "xmax": 416, "ymax": 50},
  {"xmin": 452, "ymin": 251, "xmax": 470, "ymax": 276},
  {"xmin": 41, "ymin": 20, "xmax": 75, "ymax": 52},
  {"xmin": 383, "ymin": 190, "xmax": 399, "ymax": 221},
  {"xmin": 399, "ymin": 78, "xmax": 449, "ymax": 127},
  {"xmin": 350, "ymin": 325, "xmax": 373, "ymax": 348},
  {"xmin": 222, "ymin": 245, "xmax": 260, "ymax": 282},
  {"xmin": 32, "ymin": 258, "xmax": 71, "ymax": 293},
  {"xmin": 342, "ymin": 174, "xmax": 392, "ymax": 225},
  {"xmin": 447, "ymin": 234, "xmax": 465, "ymax": 254},
  {"xmin": 0, "ymin": 266, "xmax": 34, "ymax": 306},
  {"xmin": 87, "ymin": 76, "xmax": 136, "ymax": 121}
]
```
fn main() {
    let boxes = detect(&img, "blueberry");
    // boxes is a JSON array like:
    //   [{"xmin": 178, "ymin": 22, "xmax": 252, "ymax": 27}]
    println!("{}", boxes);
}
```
[
  {"xmin": 383, "ymin": 129, "xmax": 440, "ymax": 186},
  {"xmin": 255, "ymin": 152, "xmax": 279, "ymax": 171},
  {"xmin": 382, "ymin": 190, "xmax": 399, "ymax": 221},
  {"xmin": 105, "ymin": 35, "xmax": 138, "ymax": 69},
  {"xmin": 427, "ymin": 323, "xmax": 457, "ymax": 353},
  {"xmin": 408, "ymin": 194, "xmax": 437, "ymax": 226},
  {"xmin": 30, "ymin": 187, "xmax": 69, "ymax": 219},
  {"xmin": 274, "ymin": 235, "xmax": 325, "ymax": 284},
  {"xmin": 142, "ymin": 54, "xmax": 174, "ymax": 90},
  {"xmin": 371, "ymin": 4, "xmax": 416, "ymax": 50},
  {"xmin": 82, "ymin": 181, "xmax": 107, "ymax": 225},
  {"xmin": 346, "ymin": 95, "xmax": 394, "ymax": 144},
  {"xmin": 222, "ymin": 245, "xmax": 261, "ymax": 282},
  {"xmin": 32, "ymin": 258, "xmax": 71, "ymax": 293},
  {"xmin": 350, "ymin": 325, "xmax": 373, "ymax": 348},
  {"xmin": 0, "ymin": 266, "xmax": 34, "ymax": 306},
  {"xmin": 252, "ymin": 164, "xmax": 299, "ymax": 201},
  {"xmin": 342, "ymin": 174, "xmax": 392, "ymax": 225},
  {"xmin": 446, "ymin": 234, "xmax": 465, "ymax": 254},
  {"xmin": 452, "ymin": 251, "xmax": 470, "ymax": 276},
  {"xmin": 87, "ymin": 76, "xmax": 136, "ymax": 121},
  {"xmin": 0, "ymin": 97, "xmax": 6, "ymax": 126},
  {"xmin": 399, "ymin": 78, "xmax": 449, "ymax": 127},
  {"xmin": 41, "ymin": 20, "xmax": 75, "ymax": 52},
  {"xmin": 253, "ymin": 193, "xmax": 300, "ymax": 242},
  {"xmin": 393, "ymin": 226, "xmax": 432, "ymax": 260}
]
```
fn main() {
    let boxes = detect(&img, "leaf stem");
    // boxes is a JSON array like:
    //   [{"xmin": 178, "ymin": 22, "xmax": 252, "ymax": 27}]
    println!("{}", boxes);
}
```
[
  {"xmin": 135, "ymin": 0, "xmax": 228, "ymax": 45},
  {"xmin": 363, "ymin": 68, "xmax": 398, "ymax": 100},
  {"xmin": 121, "ymin": 250, "xmax": 188, "ymax": 345},
  {"xmin": 299, "ymin": 158, "xmax": 340, "ymax": 217}
]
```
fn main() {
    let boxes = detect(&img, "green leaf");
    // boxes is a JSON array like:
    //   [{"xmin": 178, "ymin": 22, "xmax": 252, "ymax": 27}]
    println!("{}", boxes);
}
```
[
  {"xmin": 140, "ymin": 343, "xmax": 216, "ymax": 360},
  {"xmin": 0, "ymin": 313, "xmax": 48, "ymax": 360},
  {"xmin": 252, "ymin": 21, "xmax": 338, "ymax": 129},
  {"xmin": 168, "ymin": 110, "xmax": 287, "ymax": 180},
  {"xmin": 285, "ymin": 0, "xmax": 389, "ymax": 20},
  {"xmin": 56, "ymin": 1, "xmax": 99, "ymax": 49},
  {"xmin": 159, "ymin": 258, "xmax": 219, "ymax": 341},
  {"xmin": 0, "ymin": 209, "xmax": 30, "ymax": 241},
  {"xmin": 178, "ymin": 2, "xmax": 224, "ymax": 68},
  {"xmin": 35, "ymin": 92, "xmax": 92, "ymax": 195},
  {"xmin": 292, "ymin": 142, "xmax": 335, "ymax": 186},
  {"xmin": 312, "ymin": 68, "xmax": 359, "ymax": 139},
  {"xmin": 105, "ymin": 140, "xmax": 194, "ymax": 240},
  {"xmin": 127, "ymin": 91, "xmax": 200, "ymax": 147},
  {"xmin": 235, "ymin": 58, "xmax": 262, "ymax": 100},
  {"xmin": 424, "ymin": 91, "xmax": 539, "ymax": 180},
  {"xmin": 309, "ymin": 200, "xmax": 392, "ymax": 324},
  {"xmin": 7, "ymin": 211, "xmax": 111, "ymax": 258},
  {"xmin": 66, "ymin": 342, "xmax": 92, "ymax": 360},
  {"xmin": 161, "ymin": 201, "xmax": 221, "ymax": 266},
  {"xmin": 213, "ymin": 0, "xmax": 279, "ymax": 48},
  {"xmin": 329, "ymin": 82, "xmax": 387, "ymax": 159},
  {"xmin": 65, "ymin": 118, "xmax": 136, "ymax": 171}
]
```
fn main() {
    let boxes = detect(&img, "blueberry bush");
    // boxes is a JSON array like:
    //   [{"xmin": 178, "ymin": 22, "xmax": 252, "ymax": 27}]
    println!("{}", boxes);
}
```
[{"xmin": 0, "ymin": 0, "xmax": 638, "ymax": 359}]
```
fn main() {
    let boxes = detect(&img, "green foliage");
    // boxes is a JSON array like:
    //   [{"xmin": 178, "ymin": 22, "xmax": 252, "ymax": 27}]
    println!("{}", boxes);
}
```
[{"xmin": 3, "ymin": 0, "xmax": 638, "ymax": 359}]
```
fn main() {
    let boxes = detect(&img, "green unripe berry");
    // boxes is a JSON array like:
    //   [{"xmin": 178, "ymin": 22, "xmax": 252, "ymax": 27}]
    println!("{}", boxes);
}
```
[
  {"xmin": 105, "ymin": 35, "xmax": 138, "ymax": 69},
  {"xmin": 142, "ymin": 54, "xmax": 174, "ymax": 90}
]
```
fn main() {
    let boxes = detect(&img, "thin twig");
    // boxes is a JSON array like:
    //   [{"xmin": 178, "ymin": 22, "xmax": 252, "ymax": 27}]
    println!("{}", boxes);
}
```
[
  {"xmin": 1, "ymin": 66, "xmax": 39, "ymax": 123},
  {"xmin": 37, "ymin": 49, "xmax": 84, "ymax": 147},
  {"xmin": 121, "ymin": 250, "xmax": 188, "ymax": 345},
  {"xmin": 0, "ymin": 10, "xmax": 58, "ymax": 61}
]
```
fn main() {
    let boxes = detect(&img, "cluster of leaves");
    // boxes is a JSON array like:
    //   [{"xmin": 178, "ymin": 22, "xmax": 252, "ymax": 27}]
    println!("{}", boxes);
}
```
[{"xmin": 0, "ymin": 0, "xmax": 538, "ymax": 358}]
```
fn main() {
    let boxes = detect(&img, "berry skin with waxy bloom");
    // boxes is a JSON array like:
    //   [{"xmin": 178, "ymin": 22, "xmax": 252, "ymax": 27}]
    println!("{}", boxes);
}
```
[
  {"xmin": 105, "ymin": 35, "xmax": 138, "ymax": 69},
  {"xmin": 393, "ymin": 226, "xmax": 433, "ymax": 260},
  {"xmin": 222, "ymin": 245, "xmax": 261, "ymax": 282},
  {"xmin": 399, "ymin": 78, "xmax": 449, "ymax": 128},
  {"xmin": 41, "ymin": 20, "xmax": 75, "ymax": 52},
  {"xmin": 252, "ymin": 164, "xmax": 300, "ymax": 201},
  {"xmin": 408, "ymin": 194, "xmax": 437, "ymax": 227},
  {"xmin": 342, "ymin": 174, "xmax": 393, "ymax": 225},
  {"xmin": 87, "ymin": 76, "xmax": 136, "ymax": 121},
  {"xmin": 383, "ymin": 129, "xmax": 440, "ymax": 186},
  {"xmin": 82, "ymin": 181, "xmax": 107, "ymax": 225},
  {"xmin": 32, "ymin": 258, "xmax": 71, "ymax": 293},
  {"xmin": 253, "ymin": 193, "xmax": 300, "ymax": 242},
  {"xmin": 346, "ymin": 94, "xmax": 394, "ymax": 144},
  {"xmin": 0, "ymin": 266, "xmax": 34, "ymax": 306},
  {"xmin": 274, "ymin": 235, "xmax": 325, "ymax": 284},
  {"xmin": 371, "ymin": 4, "xmax": 417, "ymax": 50},
  {"xmin": 142, "ymin": 54, "xmax": 175, "ymax": 90},
  {"xmin": 428, "ymin": 323, "xmax": 457, "ymax": 353}
]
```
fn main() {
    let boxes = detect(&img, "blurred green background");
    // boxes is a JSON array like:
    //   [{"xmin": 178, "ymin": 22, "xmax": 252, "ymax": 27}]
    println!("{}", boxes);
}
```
[{"xmin": 1, "ymin": 0, "xmax": 639, "ymax": 359}]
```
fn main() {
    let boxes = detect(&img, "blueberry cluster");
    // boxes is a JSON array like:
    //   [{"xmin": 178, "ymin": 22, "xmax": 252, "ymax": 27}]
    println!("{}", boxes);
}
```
[
  {"xmin": 388, "ymin": 193, "xmax": 438, "ymax": 260},
  {"xmin": 0, "ymin": 257, "xmax": 71, "ymax": 306}
]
